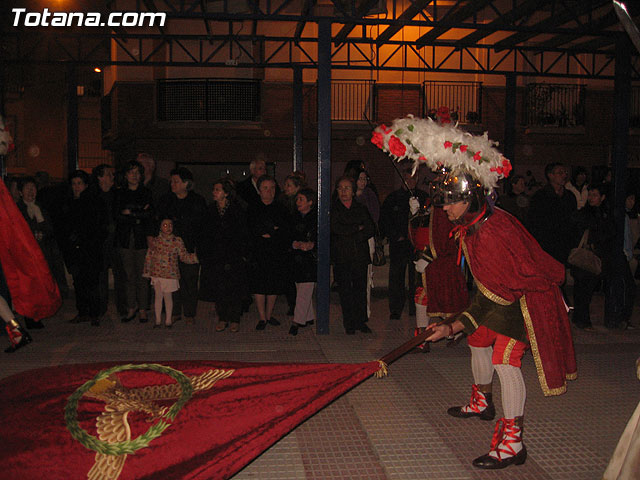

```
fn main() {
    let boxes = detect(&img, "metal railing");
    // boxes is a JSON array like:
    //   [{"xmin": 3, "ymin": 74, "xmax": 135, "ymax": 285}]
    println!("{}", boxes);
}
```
[
  {"xmin": 331, "ymin": 80, "xmax": 376, "ymax": 122},
  {"xmin": 157, "ymin": 78, "xmax": 261, "ymax": 122},
  {"xmin": 422, "ymin": 81, "xmax": 483, "ymax": 124},
  {"xmin": 523, "ymin": 83, "xmax": 585, "ymax": 127}
]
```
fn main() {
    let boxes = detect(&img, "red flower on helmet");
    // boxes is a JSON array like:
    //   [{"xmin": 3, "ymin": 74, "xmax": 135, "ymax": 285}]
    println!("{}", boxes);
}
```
[
  {"xmin": 459, "ymin": 145, "xmax": 468, "ymax": 153},
  {"xmin": 502, "ymin": 158, "xmax": 512, "ymax": 177},
  {"xmin": 388, "ymin": 135, "xmax": 407, "ymax": 157},
  {"xmin": 444, "ymin": 141, "xmax": 453, "ymax": 149},
  {"xmin": 380, "ymin": 124, "xmax": 392, "ymax": 134},
  {"xmin": 371, "ymin": 131, "xmax": 385, "ymax": 150},
  {"xmin": 473, "ymin": 151, "xmax": 482, "ymax": 161}
]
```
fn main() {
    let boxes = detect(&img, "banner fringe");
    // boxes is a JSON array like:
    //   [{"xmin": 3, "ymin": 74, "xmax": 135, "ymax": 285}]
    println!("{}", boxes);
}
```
[{"xmin": 375, "ymin": 361, "xmax": 388, "ymax": 378}]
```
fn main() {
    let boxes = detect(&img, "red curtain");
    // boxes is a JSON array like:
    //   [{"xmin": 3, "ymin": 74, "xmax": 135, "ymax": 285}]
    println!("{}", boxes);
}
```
[
  {"xmin": 0, "ymin": 360, "xmax": 382, "ymax": 479},
  {"xmin": 0, "ymin": 179, "xmax": 61, "ymax": 319}
]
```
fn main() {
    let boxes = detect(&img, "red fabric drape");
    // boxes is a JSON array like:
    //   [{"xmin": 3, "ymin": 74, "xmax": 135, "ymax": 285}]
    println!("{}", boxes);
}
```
[
  {"xmin": 0, "ymin": 179, "xmax": 61, "ymax": 319},
  {"xmin": 0, "ymin": 360, "xmax": 382, "ymax": 480},
  {"xmin": 414, "ymin": 207, "xmax": 469, "ymax": 315}
]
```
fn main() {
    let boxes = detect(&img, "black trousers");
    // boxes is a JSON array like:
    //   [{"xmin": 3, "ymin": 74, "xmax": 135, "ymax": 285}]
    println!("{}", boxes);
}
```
[
  {"xmin": 604, "ymin": 258, "xmax": 636, "ymax": 327},
  {"xmin": 217, "ymin": 297, "xmax": 242, "ymax": 324},
  {"xmin": 97, "ymin": 243, "xmax": 127, "ymax": 316},
  {"xmin": 334, "ymin": 262, "xmax": 368, "ymax": 332},
  {"xmin": 73, "ymin": 266, "xmax": 101, "ymax": 318},
  {"xmin": 572, "ymin": 273, "xmax": 600, "ymax": 328},
  {"xmin": 173, "ymin": 261, "xmax": 200, "ymax": 318},
  {"xmin": 388, "ymin": 241, "xmax": 416, "ymax": 316}
]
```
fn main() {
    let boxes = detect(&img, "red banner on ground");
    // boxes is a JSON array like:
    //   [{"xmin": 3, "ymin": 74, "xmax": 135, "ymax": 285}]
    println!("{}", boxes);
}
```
[{"xmin": 0, "ymin": 360, "xmax": 382, "ymax": 479}]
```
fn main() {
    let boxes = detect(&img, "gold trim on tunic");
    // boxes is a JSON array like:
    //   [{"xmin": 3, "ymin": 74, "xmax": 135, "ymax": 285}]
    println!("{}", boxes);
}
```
[
  {"xmin": 429, "ymin": 206, "xmax": 438, "ymax": 260},
  {"xmin": 462, "ymin": 311, "xmax": 478, "ymax": 329},
  {"xmin": 502, "ymin": 338, "xmax": 517, "ymax": 365}
]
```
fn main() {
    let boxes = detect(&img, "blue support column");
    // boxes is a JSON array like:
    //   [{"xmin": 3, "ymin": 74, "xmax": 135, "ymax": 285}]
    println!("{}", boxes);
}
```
[
  {"xmin": 612, "ymin": 37, "xmax": 631, "ymax": 254},
  {"xmin": 67, "ymin": 65, "xmax": 79, "ymax": 175},
  {"xmin": 316, "ymin": 19, "xmax": 332, "ymax": 335},
  {"xmin": 293, "ymin": 66, "xmax": 303, "ymax": 173},
  {"xmin": 504, "ymin": 73, "xmax": 516, "ymax": 163}
]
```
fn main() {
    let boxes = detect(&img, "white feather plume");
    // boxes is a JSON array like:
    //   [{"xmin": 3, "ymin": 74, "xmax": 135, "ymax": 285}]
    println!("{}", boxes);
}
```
[{"xmin": 371, "ymin": 115, "xmax": 512, "ymax": 189}]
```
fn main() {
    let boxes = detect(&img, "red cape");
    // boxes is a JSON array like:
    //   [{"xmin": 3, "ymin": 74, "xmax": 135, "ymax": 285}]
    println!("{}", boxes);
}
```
[
  {"xmin": 463, "ymin": 208, "xmax": 577, "ymax": 396},
  {"xmin": 0, "ymin": 179, "xmax": 61, "ymax": 319},
  {"xmin": 415, "ymin": 206, "xmax": 469, "ymax": 316}
]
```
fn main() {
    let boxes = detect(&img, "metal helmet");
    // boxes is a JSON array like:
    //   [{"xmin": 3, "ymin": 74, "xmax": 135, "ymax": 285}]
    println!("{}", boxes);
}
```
[{"xmin": 431, "ymin": 169, "xmax": 485, "ymax": 207}]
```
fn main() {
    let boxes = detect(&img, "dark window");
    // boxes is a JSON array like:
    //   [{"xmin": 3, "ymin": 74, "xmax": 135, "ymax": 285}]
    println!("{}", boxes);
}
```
[
  {"xmin": 523, "ymin": 83, "xmax": 585, "ymax": 127},
  {"xmin": 157, "ymin": 79, "xmax": 260, "ymax": 122},
  {"xmin": 423, "ymin": 81, "xmax": 483, "ymax": 124}
]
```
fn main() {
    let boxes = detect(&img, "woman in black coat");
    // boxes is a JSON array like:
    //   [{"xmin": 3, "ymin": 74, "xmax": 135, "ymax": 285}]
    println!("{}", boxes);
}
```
[
  {"xmin": 198, "ymin": 179, "xmax": 249, "ymax": 332},
  {"xmin": 247, "ymin": 175, "xmax": 290, "ymax": 330},
  {"xmin": 288, "ymin": 188, "xmax": 317, "ymax": 335},
  {"xmin": 114, "ymin": 160, "xmax": 155, "ymax": 323},
  {"xmin": 331, "ymin": 176, "xmax": 375, "ymax": 334},
  {"xmin": 571, "ymin": 183, "xmax": 615, "ymax": 331},
  {"xmin": 60, "ymin": 170, "xmax": 108, "ymax": 326}
]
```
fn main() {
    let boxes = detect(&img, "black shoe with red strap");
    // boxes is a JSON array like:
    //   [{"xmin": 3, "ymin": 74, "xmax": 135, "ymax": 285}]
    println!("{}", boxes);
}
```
[
  {"xmin": 447, "ymin": 384, "xmax": 495, "ymax": 420},
  {"xmin": 5, "ymin": 320, "xmax": 33, "ymax": 353},
  {"xmin": 472, "ymin": 417, "xmax": 527, "ymax": 469}
]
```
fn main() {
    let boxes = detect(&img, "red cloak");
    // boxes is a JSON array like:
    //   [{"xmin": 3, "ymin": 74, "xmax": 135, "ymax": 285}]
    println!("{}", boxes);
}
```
[
  {"xmin": 462, "ymin": 208, "xmax": 577, "ymax": 396},
  {"xmin": 0, "ymin": 179, "xmax": 61, "ymax": 319},
  {"xmin": 414, "ymin": 206, "xmax": 469, "ymax": 316}
]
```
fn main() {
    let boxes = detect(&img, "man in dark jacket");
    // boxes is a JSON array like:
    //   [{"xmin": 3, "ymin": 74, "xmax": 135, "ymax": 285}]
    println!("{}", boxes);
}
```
[
  {"xmin": 92, "ymin": 164, "xmax": 128, "ymax": 318},
  {"xmin": 527, "ymin": 163, "xmax": 577, "ymax": 264},
  {"xmin": 331, "ymin": 176, "xmax": 375, "ymax": 334},
  {"xmin": 156, "ymin": 167, "xmax": 207, "ymax": 324},
  {"xmin": 62, "ymin": 170, "xmax": 109, "ymax": 326},
  {"xmin": 379, "ymin": 169, "xmax": 428, "ymax": 319}
]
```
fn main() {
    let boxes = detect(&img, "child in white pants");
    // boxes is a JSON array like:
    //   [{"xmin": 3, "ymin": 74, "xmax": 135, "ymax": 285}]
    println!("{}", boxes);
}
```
[{"xmin": 143, "ymin": 218, "xmax": 198, "ymax": 328}]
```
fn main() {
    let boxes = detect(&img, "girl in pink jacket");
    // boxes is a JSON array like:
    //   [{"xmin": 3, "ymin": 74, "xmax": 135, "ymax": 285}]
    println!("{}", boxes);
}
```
[{"xmin": 143, "ymin": 218, "xmax": 197, "ymax": 327}]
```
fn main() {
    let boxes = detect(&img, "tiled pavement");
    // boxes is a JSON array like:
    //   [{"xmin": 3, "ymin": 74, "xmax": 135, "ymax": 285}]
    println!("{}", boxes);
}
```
[{"xmin": 2, "ymin": 283, "xmax": 640, "ymax": 480}]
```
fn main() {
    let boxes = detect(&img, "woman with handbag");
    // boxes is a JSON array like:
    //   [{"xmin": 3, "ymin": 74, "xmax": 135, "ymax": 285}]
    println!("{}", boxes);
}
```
[
  {"xmin": 354, "ymin": 169, "xmax": 380, "ymax": 319},
  {"xmin": 570, "ymin": 184, "xmax": 614, "ymax": 331}
]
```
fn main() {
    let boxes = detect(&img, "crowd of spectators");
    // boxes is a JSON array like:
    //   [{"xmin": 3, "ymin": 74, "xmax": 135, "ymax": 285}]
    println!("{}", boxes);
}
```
[
  {"xmin": 3, "ymin": 154, "xmax": 638, "ymax": 336},
  {"xmin": 499, "ymin": 162, "xmax": 638, "ymax": 332}
]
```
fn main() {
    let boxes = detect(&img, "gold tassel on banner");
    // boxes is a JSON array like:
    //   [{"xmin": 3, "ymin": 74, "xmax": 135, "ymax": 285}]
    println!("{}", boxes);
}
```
[{"xmin": 374, "ymin": 361, "xmax": 388, "ymax": 378}]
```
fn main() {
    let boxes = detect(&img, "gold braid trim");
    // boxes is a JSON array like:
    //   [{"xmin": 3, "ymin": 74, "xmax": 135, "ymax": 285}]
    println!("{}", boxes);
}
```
[
  {"xmin": 502, "ymin": 339, "xmax": 517, "ymax": 365},
  {"xmin": 566, "ymin": 372, "xmax": 578, "ymax": 380},
  {"xmin": 429, "ymin": 206, "xmax": 438, "ymax": 260},
  {"xmin": 461, "ymin": 311, "xmax": 478, "ymax": 330},
  {"xmin": 520, "ymin": 296, "xmax": 567, "ymax": 396},
  {"xmin": 417, "ymin": 273, "xmax": 427, "ymax": 304},
  {"xmin": 375, "ymin": 361, "xmax": 388, "ymax": 378},
  {"xmin": 477, "ymin": 282, "xmax": 513, "ymax": 306}
]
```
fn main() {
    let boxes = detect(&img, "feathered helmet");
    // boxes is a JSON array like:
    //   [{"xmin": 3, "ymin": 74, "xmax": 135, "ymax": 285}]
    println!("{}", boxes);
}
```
[{"xmin": 371, "ymin": 114, "xmax": 512, "ymax": 205}]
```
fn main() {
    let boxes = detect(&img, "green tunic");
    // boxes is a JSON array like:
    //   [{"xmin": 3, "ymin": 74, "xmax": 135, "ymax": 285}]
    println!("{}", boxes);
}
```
[{"xmin": 457, "ymin": 285, "xmax": 527, "ymax": 343}]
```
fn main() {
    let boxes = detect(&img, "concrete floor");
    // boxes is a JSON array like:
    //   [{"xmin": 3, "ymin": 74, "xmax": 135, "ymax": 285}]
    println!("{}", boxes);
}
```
[{"xmin": 2, "ymin": 277, "xmax": 640, "ymax": 480}]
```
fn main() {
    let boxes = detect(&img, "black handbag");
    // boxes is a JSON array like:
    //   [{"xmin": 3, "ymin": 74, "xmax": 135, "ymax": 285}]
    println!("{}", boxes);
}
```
[{"xmin": 372, "ymin": 236, "xmax": 386, "ymax": 266}]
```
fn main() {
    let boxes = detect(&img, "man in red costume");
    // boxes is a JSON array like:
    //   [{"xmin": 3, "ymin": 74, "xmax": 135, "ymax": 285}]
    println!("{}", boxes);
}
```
[
  {"xmin": 409, "ymin": 196, "xmax": 469, "ymax": 352},
  {"xmin": 372, "ymin": 114, "xmax": 577, "ymax": 470},
  {"xmin": 425, "ymin": 169, "xmax": 577, "ymax": 469}
]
